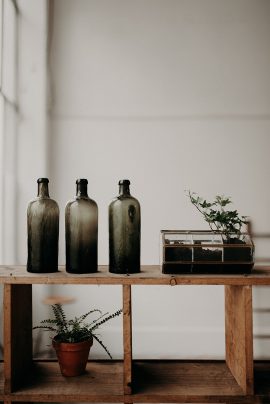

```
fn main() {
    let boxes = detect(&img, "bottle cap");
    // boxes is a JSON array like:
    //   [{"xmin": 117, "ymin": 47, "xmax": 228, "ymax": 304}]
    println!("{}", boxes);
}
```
[
  {"xmin": 118, "ymin": 179, "xmax": 130, "ymax": 185},
  {"xmin": 37, "ymin": 178, "xmax": 49, "ymax": 183},
  {"xmin": 76, "ymin": 179, "xmax": 88, "ymax": 184}
]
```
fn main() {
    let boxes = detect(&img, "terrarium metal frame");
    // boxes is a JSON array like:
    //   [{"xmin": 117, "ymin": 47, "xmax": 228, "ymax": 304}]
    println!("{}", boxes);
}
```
[{"xmin": 161, "ymin": 230, "xmax": 254, "ymax": 274}]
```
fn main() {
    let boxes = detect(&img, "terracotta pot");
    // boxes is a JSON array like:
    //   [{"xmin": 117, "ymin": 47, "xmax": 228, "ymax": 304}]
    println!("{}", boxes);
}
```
[{"xmin": 52, "ymin": 336, "xmax": 93, "ymax": 377}]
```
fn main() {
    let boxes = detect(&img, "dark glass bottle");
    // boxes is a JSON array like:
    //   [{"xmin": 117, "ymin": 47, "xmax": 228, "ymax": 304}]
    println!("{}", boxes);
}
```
[
  {"xmin": 27, "ymin": 178, "xmax": 59, "ymax": 273},
  {"xmin": 65, "ymin": 179, "xmax": 98, "ymax": 273},
  {"xmin": 109, "ymin": 180, "xmax": 141, "ymax": 274}
]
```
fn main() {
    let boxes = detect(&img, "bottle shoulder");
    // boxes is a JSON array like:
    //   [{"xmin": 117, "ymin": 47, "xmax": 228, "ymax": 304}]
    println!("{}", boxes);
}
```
[
  {"xmin": 27, "ymin": 198, "xmax": 59, "ymax": 218},
  {"xmin": 28, "ymin": 197, "xmax": 59, "ymax": 208},
  {"xmin": 66, "ymin": 196, "xmax": 98, "ymax": 209},
  {"xmin": 109, "ymin": 195, "xmax": 140, "ymax": 208}
]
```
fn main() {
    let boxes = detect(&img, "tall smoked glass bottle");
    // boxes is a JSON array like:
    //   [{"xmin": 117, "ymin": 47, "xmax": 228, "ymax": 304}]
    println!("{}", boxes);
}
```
[
  {"xmin": 65, "ymin": 179, "xmax": 98, "ymax": 273},
  {"xmin": 27, "ymin": 178, "xmax": 59, "ymax": 273},
  {"xmin": 109, "ymin": 179, "xmax": 140, "ymax": 274}
]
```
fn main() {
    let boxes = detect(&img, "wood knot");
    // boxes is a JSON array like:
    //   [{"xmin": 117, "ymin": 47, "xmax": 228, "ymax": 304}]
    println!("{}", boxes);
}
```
[{"xmin": 170, "ymin": 278, "xmax": 177, "ymax": 286}]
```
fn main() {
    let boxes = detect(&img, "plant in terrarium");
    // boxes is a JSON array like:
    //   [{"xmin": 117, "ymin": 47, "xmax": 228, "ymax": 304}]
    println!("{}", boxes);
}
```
[{"xmin": 187, "ymin": 190, "xmax": 248, "ymax": 242}]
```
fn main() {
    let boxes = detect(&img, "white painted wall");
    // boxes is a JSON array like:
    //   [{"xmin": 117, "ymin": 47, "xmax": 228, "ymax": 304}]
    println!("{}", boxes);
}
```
[
  {"xmin": 15, "ymin": 0, "xmax": 55, "ymax": 358},
  {"xmin": 25, "ymin": 0, "xmax": 270, "ymax": 359},
  {"xmin": 17, "ymin": 0, "xmax": 49, "ymax": 261}
]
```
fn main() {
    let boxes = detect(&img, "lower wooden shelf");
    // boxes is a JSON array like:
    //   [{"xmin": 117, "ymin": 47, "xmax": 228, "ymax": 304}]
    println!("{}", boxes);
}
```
[
  {"xmin": 9, "ymin": 360, "xmax": 124, "ymax": 402},
  {"xmin": 132, "ymin": 360, "xmax": 246, "ymax": 403},
  {"xmin": 1, "ymin": 360, "xmax": 270, "ymax": 402},
  {"xmin": 132, "ymin": 360, "xmax": 270, "ymax": 403}
]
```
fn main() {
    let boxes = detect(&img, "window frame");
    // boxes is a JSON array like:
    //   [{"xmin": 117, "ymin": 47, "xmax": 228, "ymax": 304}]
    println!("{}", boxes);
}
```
[{"xmin": 0, "ymin": 0, "xmax": 19, "ymax": 263}]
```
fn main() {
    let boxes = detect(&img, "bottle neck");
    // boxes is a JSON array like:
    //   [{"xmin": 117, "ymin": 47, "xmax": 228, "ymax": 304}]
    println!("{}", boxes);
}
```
[
  {"xmin": 119, "ymin": 184, "xmax": 130, "ymax": 196},
  {"xmin": 37, "ymin": 182, "xmax": 49, "ymax": 198},
  {"xmin": 76, "ymin": 183, "xmax": 88, "ymax": 197}
]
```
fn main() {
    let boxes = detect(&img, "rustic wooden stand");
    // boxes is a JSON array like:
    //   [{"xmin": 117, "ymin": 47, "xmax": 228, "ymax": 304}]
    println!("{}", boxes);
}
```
[{"xmin": 1, "ymin": 265, "xmax": 270, "ymax": 403}]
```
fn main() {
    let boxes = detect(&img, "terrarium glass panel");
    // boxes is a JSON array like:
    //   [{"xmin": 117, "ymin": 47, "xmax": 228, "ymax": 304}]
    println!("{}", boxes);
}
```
[
  {"xmin": 192, "ymin": 233, "xmax": 223, "ymax": 262},
  {"xmin": 161, "ymin": 230, "xmax": 254, "ymax": 274}
]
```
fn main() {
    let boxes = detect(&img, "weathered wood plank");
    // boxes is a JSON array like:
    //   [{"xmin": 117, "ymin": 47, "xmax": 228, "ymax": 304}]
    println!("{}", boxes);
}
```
[
  {"xmin": 0, "ymin": 265, "xmax": 270, "ymax": 285},
  {"xmin": 3, "ymin": 360, "xmax": 261, "ymax": 402},
  {"xmin": 225, "ymin": 286, "xmax": 253, "ymax": 394},
  {"xmin": 0, "ymin": 362, "xmax": 4, "ymax": 398},
  {"xmin": 131, "ymin": 360, "xmax": 252, "ymax": 403},
  {"xmin": 123, "ymin": 285, "xmax": 132, "ymax": 395},
  {"xmin": 9, "ymin": 361, "xmax": 123, "ymax": 401},
  {"xmin": 4, "ymin": 284, "xmax": 33, "ymax": 392}
]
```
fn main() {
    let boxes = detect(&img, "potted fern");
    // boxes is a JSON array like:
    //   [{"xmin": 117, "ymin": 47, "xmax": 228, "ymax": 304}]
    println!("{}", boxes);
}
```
[{"xmin": 33, "ymin": 304, "xmax": 122, "ymax": 377}]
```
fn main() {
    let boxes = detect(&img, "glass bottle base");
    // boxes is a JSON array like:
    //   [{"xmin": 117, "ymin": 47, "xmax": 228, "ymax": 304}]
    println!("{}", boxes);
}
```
[
  {"xmin": 27, "ymin": 267, "xmax": 58, "ymax": 273},
  {"xmin": 65, "ymin": 267, "xmax": 98, "ymax": 274},
  {"xmin": 109, "ymin": 266, "xmax": 140, "ymax": 274}
]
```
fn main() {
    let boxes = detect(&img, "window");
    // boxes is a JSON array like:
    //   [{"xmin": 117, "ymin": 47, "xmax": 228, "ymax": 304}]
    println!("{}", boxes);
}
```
[{"xmin": 0, "ymin": 0, "xmax": 18, "ymax": 263}]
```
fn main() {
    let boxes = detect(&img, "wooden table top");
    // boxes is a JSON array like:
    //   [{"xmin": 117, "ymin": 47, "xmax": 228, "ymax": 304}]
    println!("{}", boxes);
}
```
[{"xmin": 1, "ymin": 264, "xmax": 270, "ymax": 285}]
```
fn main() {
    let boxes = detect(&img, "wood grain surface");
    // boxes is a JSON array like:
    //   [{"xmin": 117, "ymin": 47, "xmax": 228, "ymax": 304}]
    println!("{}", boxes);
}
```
[
  {"xmin": 1, "ymin": 265, "xmax": 270, "ymax": 402},
  {"xmin": 0, "ymin": 264, "xmax": 270, "ymax": 285},
  {"xmin": 225, "ymin": 286, "xmax": 254, "ymax": 394}
]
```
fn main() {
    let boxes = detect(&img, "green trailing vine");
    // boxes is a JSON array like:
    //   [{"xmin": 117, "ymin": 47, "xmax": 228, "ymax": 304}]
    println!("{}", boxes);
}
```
[
  {"xmin": 187, "ymin": 190, "xmax": 247, "ymax": 241},
  {"xmin": 33, "ymin": 304, "xmax": 122, "ymax": 359}
]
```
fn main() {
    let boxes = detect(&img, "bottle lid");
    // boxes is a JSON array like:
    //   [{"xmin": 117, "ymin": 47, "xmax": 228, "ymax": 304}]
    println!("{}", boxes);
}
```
[
  {"xmin": 118, "ymin": 179, "xmax": 130, "ymax": 185},
  {"xmin": 76, "ymin": 179, "xmax": 88, "ymax": 184},
  {"xmin": 37, "ymin": 178, "xmax": 49, "ymax": 183}
]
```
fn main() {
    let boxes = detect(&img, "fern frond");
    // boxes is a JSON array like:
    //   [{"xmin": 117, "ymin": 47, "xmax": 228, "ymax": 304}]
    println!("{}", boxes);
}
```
[
  {"xmin": 33, "ymin": 303, "xmax": 122, "ymax": 358},
  {"xmin": 90, "ymin": 309, "xmax": 122, "ymax": 332},
  {"xmin": 52, "ymin": 304, "xmax": 68, "ymax": 332},
  {"xmin": 40, "ymin": 319, "xmax": 59, "ymax": 325},
  {"xmin": 55, "ymin": 304, "xmax": 67, "ymax": 324},
  {"xmin": 51, "ymin": 304, "xmax": 63, "ymax": 324},
  {"xmin": 78, "ymin": 309, "xmax": 102, "ymax": 324},
  {"xmin": 92, "ymin": 334, "xmax": 112, "ymax": 359},
  {"xmin": 88, "ymin": 311, "xmax": 109, "ymax": 327}
]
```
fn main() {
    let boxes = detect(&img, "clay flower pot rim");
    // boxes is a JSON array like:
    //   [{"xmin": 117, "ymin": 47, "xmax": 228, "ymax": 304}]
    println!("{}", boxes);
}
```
[{"xmin": 52, "ymin": 335, "xmax": 93, "ymax": 351}]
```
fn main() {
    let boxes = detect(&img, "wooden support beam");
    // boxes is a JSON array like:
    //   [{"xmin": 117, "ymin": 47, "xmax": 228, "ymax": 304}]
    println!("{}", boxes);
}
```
[
  {"xmin": 225, "ymin": 285, "xmax": 253, "ymax": 395},
  {"xmin": 4, "ymin": 284, "xmax": 33, "ymax": 392},
  {"xmin": 123, "ymin": 284, "xmax": 132, "ymax": 395}
]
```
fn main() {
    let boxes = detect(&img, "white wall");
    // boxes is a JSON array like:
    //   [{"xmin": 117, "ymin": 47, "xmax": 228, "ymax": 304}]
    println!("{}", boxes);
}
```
[
  {"xmin": 15, "ymin": 0, "xmax": 55, "ymax": 358},
  {"xmin": 17, "ymin": 0, "xmax": 49, "ymax": 261},
  {"xmin": 46, "ymin": 0, "xmax": 270, "ymax": 359}
]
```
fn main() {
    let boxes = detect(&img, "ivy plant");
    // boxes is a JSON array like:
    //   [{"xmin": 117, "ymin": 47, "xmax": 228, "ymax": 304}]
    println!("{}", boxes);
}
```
[{"xmin": 187, "ymin": 190, "xmax": 247, "ymax": 241}]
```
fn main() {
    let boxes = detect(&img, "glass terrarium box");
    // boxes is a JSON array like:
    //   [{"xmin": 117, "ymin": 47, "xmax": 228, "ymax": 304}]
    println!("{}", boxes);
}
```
[{"xmin": 160, "ymin": 230, "xmax": 254, "ymax": 274}]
